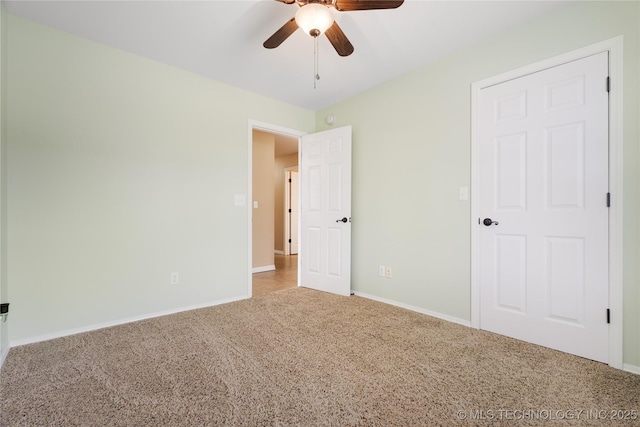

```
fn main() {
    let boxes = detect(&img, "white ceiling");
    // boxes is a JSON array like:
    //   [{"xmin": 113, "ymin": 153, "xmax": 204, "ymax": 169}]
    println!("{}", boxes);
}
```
[{"xmin": 5, "ymin": 0, "xmax": 569, "ymax": 111}]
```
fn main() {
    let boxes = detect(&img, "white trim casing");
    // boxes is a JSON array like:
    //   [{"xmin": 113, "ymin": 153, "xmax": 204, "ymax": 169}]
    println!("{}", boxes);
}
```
[
  {"xmin": 354, "ymin": 292, "xmax": 471, "ymax": 328},
  {"xmin": 252, "ymin": 265, "xmax": 275, "ymax": 274},
  {"xmin": 623, "ymin": 364, "xmax": 640, "ymax": 376},
  {"xmin": 470, "ymin": 36, "xmax": 624, "ymax": 370},
  {"xmin": 0, "ymin": 344, "xmax": 8, "ymax": 367},
  {"xmin": 10, "ymin": 295, "xmax": 248, "ymax": 348}
]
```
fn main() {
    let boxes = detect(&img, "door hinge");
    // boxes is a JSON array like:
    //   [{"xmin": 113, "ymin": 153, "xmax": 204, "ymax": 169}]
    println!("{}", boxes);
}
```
[
  {"xmin": 607, "ymin": 192, "xmax": 611, "ymax": 207},
  {"xmin": 289, "ymin": 178, "xmax": 292, "ymax": 183},
  {"xmin": 288, "ymin": 208, "xmax": 292, "ymax": 213},
  {"xmin": 606, "ymin": 76, "xmax": 610, "ymax": 92},
  {"xmin": 288, "ymin": 239, "xmax": 292, "ymax": 243},
  {"xmin": 607, "ymin": 308, "xmax": 610, "ymax": 324}
]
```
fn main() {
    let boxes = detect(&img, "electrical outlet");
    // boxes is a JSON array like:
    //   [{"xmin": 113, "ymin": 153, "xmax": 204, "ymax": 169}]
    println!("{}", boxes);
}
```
[
  {"xmin": 171, "ymin": 272, "xmax": 179, "ymax": 285},
  {"xmin": 378, "ymin": 265, "xmax": 386, "ymax": 277},
  {"xmin": 385, "ymin": 267, "xmax": 393, "ymax": 279}
]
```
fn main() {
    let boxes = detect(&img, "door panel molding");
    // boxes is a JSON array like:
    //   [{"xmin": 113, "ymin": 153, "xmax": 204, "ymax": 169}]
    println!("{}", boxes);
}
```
[
  {"xmin": 471, "ymin": 36, "xmax": 623, "ymax": 369},
  {"xmin": 300, "ymin": 126, "xmax": 352, "ymax": 296}
]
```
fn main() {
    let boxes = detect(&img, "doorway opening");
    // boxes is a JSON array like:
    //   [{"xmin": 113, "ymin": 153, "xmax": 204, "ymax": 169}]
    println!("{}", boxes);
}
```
[{"xmin": 249, "ymin": 121, "xmax": 304, "ymax": 297}]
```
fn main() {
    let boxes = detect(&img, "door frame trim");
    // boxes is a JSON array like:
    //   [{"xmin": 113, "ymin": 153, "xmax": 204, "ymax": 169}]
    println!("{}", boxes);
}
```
[
  {"xmin": 248, "ymin": 120, "xmax": 305, "ymax": 297},
  {"xmin": 470, "ymin": 36, "xmax": 624, "ymax": 369}
]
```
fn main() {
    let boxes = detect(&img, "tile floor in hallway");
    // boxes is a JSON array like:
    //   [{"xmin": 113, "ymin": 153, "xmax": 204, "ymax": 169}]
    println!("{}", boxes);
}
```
[{"xmin": 252, "ymin": 254, "xmax": 298, "ymax": 296}]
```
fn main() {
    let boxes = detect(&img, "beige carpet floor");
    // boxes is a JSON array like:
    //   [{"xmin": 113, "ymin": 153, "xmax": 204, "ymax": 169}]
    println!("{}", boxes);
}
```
[{"xmin": 1, "ymin": 287, "xmax": 639, "ymax": 426}]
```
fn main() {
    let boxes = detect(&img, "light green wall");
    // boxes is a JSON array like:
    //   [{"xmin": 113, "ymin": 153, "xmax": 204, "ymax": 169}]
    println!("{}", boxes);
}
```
[
  {"xmin": 316, "ymin": 1, "xmax": 640, "ymax": 367},
  {"xmin": 7, "ymin": 15, "xmax": 315, "ymax": 343},
  {"xmin": 0, "ymin": 2, "xmax": 8, "ymax": 364}
]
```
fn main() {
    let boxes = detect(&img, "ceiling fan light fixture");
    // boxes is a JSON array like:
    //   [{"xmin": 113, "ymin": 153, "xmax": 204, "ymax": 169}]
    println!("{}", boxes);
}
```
[{"xmin": 295, "ymin": 4, "xmax": 334, "ymax": 37}]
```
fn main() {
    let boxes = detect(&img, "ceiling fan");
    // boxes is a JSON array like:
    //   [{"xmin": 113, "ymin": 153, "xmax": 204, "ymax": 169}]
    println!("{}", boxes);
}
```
[{"xmin": 263, "ymin": 0, "xmax": 404, "ymax": 57}]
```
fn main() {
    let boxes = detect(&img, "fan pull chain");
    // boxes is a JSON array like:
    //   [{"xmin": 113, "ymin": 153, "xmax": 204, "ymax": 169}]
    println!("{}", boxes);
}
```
[{"xmin": 314, "ymin": 35, "xmax": 320, "ymax": 89}]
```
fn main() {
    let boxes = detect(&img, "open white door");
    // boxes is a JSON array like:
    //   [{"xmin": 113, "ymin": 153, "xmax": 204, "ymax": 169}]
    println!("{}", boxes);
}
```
[{"xmin": 300, "ymin": 126, "xmax": 352, "ymax": 296}]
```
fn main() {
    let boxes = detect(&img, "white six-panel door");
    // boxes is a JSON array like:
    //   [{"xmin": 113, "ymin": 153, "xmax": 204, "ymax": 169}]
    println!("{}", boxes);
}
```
[
  {"xmin": 478, "ymin": 53, "xmax": 609, "ymax": 363},
  {"xmin": 290, "ymin": 171, "xmax": 299, "ymax": 255},
  {"xmin": 300, "ymin": 126, "xmax": 352, "ymax": 296}
]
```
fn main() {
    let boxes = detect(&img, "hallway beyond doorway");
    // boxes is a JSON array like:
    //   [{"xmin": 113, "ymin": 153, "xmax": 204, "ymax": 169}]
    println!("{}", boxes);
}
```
[{"xmin": 253, "ymin": 255, "xmax": 297, "ymax": 296}]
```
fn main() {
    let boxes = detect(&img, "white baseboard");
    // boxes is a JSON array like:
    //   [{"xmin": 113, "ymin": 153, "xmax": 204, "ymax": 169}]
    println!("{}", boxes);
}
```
[
  {"xmin": 252, "ymin": 265, "xmax": 275, "ymax": 274},
  {"xmin": 353, "ymin": 291, "xmax": 471, "ymax": 328},
  {"xmin": 7, "ymin": 290, "xmax": 638, "ymax": 376},
  {"xmin": 0, "ymin": 343, "xmax": 9, "ymax": 370},
  {"xmin": 354, "ymin": 292, "xmax": 640, "ymax": 375},
  {"xmin": 274, "ymin": 250, "xmax": 284, "ymax": 255},
  {"xmin": 623, "ymin": 364, "xmax": 640, "ymax": 375},
  {"xmin": 9, "ymin": 295, "xmax": 249, "ymax": 348}
]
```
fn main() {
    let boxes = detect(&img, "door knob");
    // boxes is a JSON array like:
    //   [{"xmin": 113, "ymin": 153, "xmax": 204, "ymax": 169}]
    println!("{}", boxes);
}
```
[
  {"xmin": 483, "ymin": 218, "xmax": 499, "ymax": 226},
  {"xmin": 336, "ymin": 217, "xmax": 349, "ymax": 223}
]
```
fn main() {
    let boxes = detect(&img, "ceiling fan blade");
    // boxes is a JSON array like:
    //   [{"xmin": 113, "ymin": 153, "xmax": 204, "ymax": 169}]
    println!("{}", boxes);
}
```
[
  {"xmin": 325, "ymin": 22, "xmax": 354, "ymax": 57},
  {"xmin": 263, "ymin": 18, "xmax": 299, "ymax": 49},
  {"xmin": 334, "ymin": 0, "xmax": 404, "ymax": 11}
]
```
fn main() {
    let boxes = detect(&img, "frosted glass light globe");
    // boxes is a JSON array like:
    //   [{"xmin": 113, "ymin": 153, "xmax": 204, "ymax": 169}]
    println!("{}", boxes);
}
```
[{"xmin": 295, "ymin": 4, "xmax": 334, "ymax": 36}]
